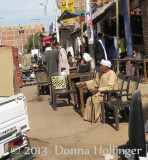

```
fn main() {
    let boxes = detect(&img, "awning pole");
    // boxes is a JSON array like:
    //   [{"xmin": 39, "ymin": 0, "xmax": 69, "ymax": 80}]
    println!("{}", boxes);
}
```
[
  {"xmin": 116, "ymin": 0, "xmax": 119, "ymax": 74},
  {"xmin": 122, "ymin": 0, "xmax": 132, "ymax": 56},
  {"xmin": 85, "ymin": 0, "xmax": 95, "ymax": 72},
  {"xmin": 81, "ymin": 21, "xmax": 84, "ymax": 56},
  {"xmin": 55, "ymin": 0, "xmax": 60, "ymax": 43}
]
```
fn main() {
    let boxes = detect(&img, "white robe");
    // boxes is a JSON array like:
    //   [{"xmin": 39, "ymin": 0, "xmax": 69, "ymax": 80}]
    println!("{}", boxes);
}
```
[
  {"xmin": 83, "ymin": 70, "xmax": 118, "ymax": 122},
  {"xmin": 58, "ymin": 48, "xmax": 69, "ymax": 75}
]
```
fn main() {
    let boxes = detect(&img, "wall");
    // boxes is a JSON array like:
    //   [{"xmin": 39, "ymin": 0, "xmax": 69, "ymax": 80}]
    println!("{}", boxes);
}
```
[
  {"xmin": 57, "ymin": 0, "xmax": 84, "ymax": 11},
  {"xmin": 60, "ymin": 28, "xmax": 71, "ymax": 48},
  {"xmin": 57, "ymin": 0, "xmax": 101, "ymax": 11},
  {"xmin": 0, "ymin": 23, "xmax": 43, "ymax": 50}
]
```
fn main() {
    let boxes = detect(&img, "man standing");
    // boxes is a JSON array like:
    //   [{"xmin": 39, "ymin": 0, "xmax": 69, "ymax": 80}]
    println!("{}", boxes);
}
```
[
  {"xmin": 126, "ymin": 47, "xmax": 141, "ymax": 76},
  {"xmin": 95, "ymin": 32, "xmax": 107, "ymax": 61},
  {"xmin": 43, "ymin": 43, "xmax": 58, "ymax": 76},
  {"xmin": 52, "ymin": 43, "xmax": 59, "ymax": 57},
  {"xmin": 55, "ymin": 42, "xmax": 69, "ymax": 75},
  {"xmin": 79, "ymin": 59, "xmax": 118, "ymax": 122}
]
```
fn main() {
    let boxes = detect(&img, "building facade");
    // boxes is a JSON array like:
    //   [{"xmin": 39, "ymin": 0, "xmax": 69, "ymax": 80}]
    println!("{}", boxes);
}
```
[
  {"xmin": 57, "ymin": 0, "xmax": 101, "ymax": 11},
  {"xmin": 0, "ymin": 23, "xmax": 43, "ymax": 50}
]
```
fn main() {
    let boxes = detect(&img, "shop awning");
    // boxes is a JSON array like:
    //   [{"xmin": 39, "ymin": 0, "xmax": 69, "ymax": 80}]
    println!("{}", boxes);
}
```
[
  {"xmin": 57, "ymin": 4, "xmax": 97, "ymax": 23},
  {"xmin": 57, "ymin": 10, "xmax": 78, "ymax": 23},
  {"xmin": 92, "ymin": 0, "xmax": 116, "ymax": 22},
  {"xmin": 69, "ymin": 1, "xmax": 117, "ymax": 36}
]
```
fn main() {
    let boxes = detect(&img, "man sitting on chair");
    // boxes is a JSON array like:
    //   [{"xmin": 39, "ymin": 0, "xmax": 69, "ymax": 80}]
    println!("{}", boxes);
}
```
[{"xmin": 79, "ymin": 59, "xmax": 118, "ymax": 123}]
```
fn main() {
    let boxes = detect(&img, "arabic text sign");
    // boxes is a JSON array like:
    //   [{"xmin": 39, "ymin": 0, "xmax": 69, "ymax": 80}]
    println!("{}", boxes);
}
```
[{"xmin": 61, "ymin": 0, "xmax": 75, "ymax": 24}]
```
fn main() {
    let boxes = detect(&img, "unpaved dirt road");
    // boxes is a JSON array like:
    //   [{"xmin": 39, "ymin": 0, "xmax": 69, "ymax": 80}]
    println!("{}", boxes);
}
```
[{"xmin": 21, "ymin": 85, "xmax": 148, "ymax": 160}]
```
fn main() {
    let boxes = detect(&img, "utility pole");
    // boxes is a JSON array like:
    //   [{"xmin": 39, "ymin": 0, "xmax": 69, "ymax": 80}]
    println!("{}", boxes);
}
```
[
  {"xmin": 55, "ymin": 0, "xmax": 60, "ymax": 43},
  {"xmin": 116, "ymin": 0, "xmax": 119, "ymax": 74},
  {"xmin": 85, "ymin": 0, "xmax": 95, "ymax": 71},
  {"xmin": 39, "ymin": 2, "xmax": 48, "ymax": 32}
]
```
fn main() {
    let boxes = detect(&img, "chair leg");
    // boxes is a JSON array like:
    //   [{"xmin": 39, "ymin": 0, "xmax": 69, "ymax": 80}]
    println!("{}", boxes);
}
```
[
  {"xmin": 49, "ymin": 84, "xmax": 51, "ymax": 96},
  {"xmin": 50, "ymin": 88, "xmax": 52, "ymax": 101},
  {"xmin": 37, "ymin": 85, "xmax": 40, "ymax": 97},
  {"xmin": 76, "ymin": 87, "xmax": 81, "ymax": 109},
  {"xmin": 114, "ymin": 107, "xmax": 119, "ymax": 131},
  {"xmin": 73, "ymin": 92, "xmax": 77, "ymax": 108},
  {"xmin": 53, "ymin": 93, "xmax": 57, "ymax": 111},
  {"xmin": 123, "ymin": 108, "xmax": 129, "ymax": 122},
  {"xmin": 68, "ymin": 94, "xmax": 70, "ymax": 105},
  {"xmin": 101, "ymin": 102, "xmax": 105, "ymax": 124},
  {"xmin": 105, "ymin": 105, "xmax": 109, "ymax": 124}
]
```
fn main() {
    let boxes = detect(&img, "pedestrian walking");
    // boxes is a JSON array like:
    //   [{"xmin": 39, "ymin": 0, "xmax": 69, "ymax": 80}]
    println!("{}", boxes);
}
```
[{"xmin": 55, "ymin": 42, "xmax": 69, "ymax": 75}]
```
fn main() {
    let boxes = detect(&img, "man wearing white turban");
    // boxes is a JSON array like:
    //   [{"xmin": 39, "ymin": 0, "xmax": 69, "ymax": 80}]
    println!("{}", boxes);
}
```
[
  {"xmin": 79, "ymin": 59, "xmax": 118, "ymax": 122},
  {"xmin": 77, "ymin": 53, "xmax": 92, "ymax": 73}
]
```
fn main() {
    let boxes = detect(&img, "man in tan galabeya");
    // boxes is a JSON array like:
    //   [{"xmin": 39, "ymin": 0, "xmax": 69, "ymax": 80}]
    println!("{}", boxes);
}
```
[{"xmin": 79, "ymin": 59, "xmax": 118, "ymax": 122}]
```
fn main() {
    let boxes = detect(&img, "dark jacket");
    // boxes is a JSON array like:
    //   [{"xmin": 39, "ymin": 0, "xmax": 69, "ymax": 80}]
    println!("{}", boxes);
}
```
[
  {"xmin": 94, "ymin": 39, "xmax": 105, "ymax": 60},
  {"xmin": 78, "ymin": 62, "xmax": 90, "ymax": 73},
  {"xmin": 43, "ymin": 49, "xmax": 59, "ymax": 76}
]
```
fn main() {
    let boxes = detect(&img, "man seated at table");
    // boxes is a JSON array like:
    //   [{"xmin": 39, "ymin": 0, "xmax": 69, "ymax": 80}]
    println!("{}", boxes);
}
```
[
  {"xmin": 72, "ymin": 53, "xmax": 92, "ymax": 83},
  {"xmin": 79, "ymin": 59, "xmax": 118, "ymax": 122},
  {"xmin": 125, "ymin": 47, "xmax": 141, "ymax": 76},
  {"xmin": 77, "ymin": 53, "xmax": 92, "ymax": 73}
]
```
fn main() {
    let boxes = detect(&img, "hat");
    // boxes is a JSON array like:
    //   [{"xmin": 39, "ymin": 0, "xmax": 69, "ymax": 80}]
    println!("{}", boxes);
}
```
[
  {"xmin": 83, "ymin": 53, "xmax": 92, "ymax": 62},
  {"xmin": 100, "ymin": 59, "xmax": 112, "ymax": 68}
]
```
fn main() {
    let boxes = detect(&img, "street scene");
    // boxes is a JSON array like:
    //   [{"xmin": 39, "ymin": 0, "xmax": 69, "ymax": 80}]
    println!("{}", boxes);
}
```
[{"xmin": 0, "ymin": 0, "xmax": 148, "ymax": 160}]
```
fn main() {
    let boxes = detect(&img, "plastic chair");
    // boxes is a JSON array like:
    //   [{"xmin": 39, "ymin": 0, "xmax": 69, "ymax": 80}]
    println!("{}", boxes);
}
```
[
  {"xmin": 101, "ymin": 74, "xmax": 126, "ymax": 124},
  {"xmin": 50, "ymin": 72, "xmax": 77, "ymax": 111},
  {"xmin": 102, "ymin": 76, "xmax": 140, "ymax": 131},
  {"xmin": 34, "ymin": 69, "xmax": 50, "ymax": 96}
]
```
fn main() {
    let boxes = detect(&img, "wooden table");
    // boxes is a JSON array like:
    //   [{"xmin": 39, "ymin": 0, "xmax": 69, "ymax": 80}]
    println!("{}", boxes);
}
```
[
  {"xmin": 68, "ymin": 72, "xmax": 93, "ymax": 99},
  {"xmin": 69, "ymin": 67, "xmax": 77, "ymax": 73},
  {"xmin": 112, "ymin": 59, "xmax": 148, "ymax": 82},
  {"xmin": 75, "ymin": 84, "xmax": 87, "ymax": 117}
]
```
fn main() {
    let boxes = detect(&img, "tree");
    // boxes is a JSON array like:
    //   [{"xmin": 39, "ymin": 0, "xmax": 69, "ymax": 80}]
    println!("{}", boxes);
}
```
[{"xmin": 24, "ymin": 32, "xmax": 40, "ymax": 51}]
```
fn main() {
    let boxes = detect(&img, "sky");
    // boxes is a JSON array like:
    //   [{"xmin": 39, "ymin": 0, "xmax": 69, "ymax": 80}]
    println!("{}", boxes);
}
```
[{"xmin": 0, "ymin": 0, "xmax": 60, "ymax": 29}]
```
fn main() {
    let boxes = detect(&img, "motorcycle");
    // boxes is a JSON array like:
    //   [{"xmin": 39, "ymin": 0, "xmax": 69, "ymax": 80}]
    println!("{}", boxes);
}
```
[
  {"xmin": 20, "ymin": 57, "xmax": 45, "ymax": 85},
  {"xmin": 20, "ymin": 65, "xmax": 36, "ymax": 84}
]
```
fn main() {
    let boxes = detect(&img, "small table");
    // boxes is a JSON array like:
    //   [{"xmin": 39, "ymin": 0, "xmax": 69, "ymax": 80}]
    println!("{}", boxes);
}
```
[
  {"xmin": 112, "ymin": 59, "xmax": 148, "ymax": 82},
  {"xmin": 69, "ymin": 67, "xmax": 77, "ymax": 73},
  {"xmin": 76, "ymin": 84, "xmax": 87, "ymax": 117},
  {"xmin": 68, "ymin": 72, "xmax": 93, "ymax": 99}
]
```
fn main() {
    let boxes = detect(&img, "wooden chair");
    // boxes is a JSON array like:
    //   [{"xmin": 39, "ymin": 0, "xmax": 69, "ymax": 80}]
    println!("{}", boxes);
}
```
[
  {"xmin": 34, "ymin": 69, "xmax": 50, "ymax": 97},
  {"xmin": 101, "ymin": 76, "xmax": 140, "ymax": 131},
  {"xmin": 50, "ymin": 72, "xmax": 77, "ymax": 111},
  {"xmin": 75, "ymin": 69, "xmax": 101, "ymax": 113}
]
